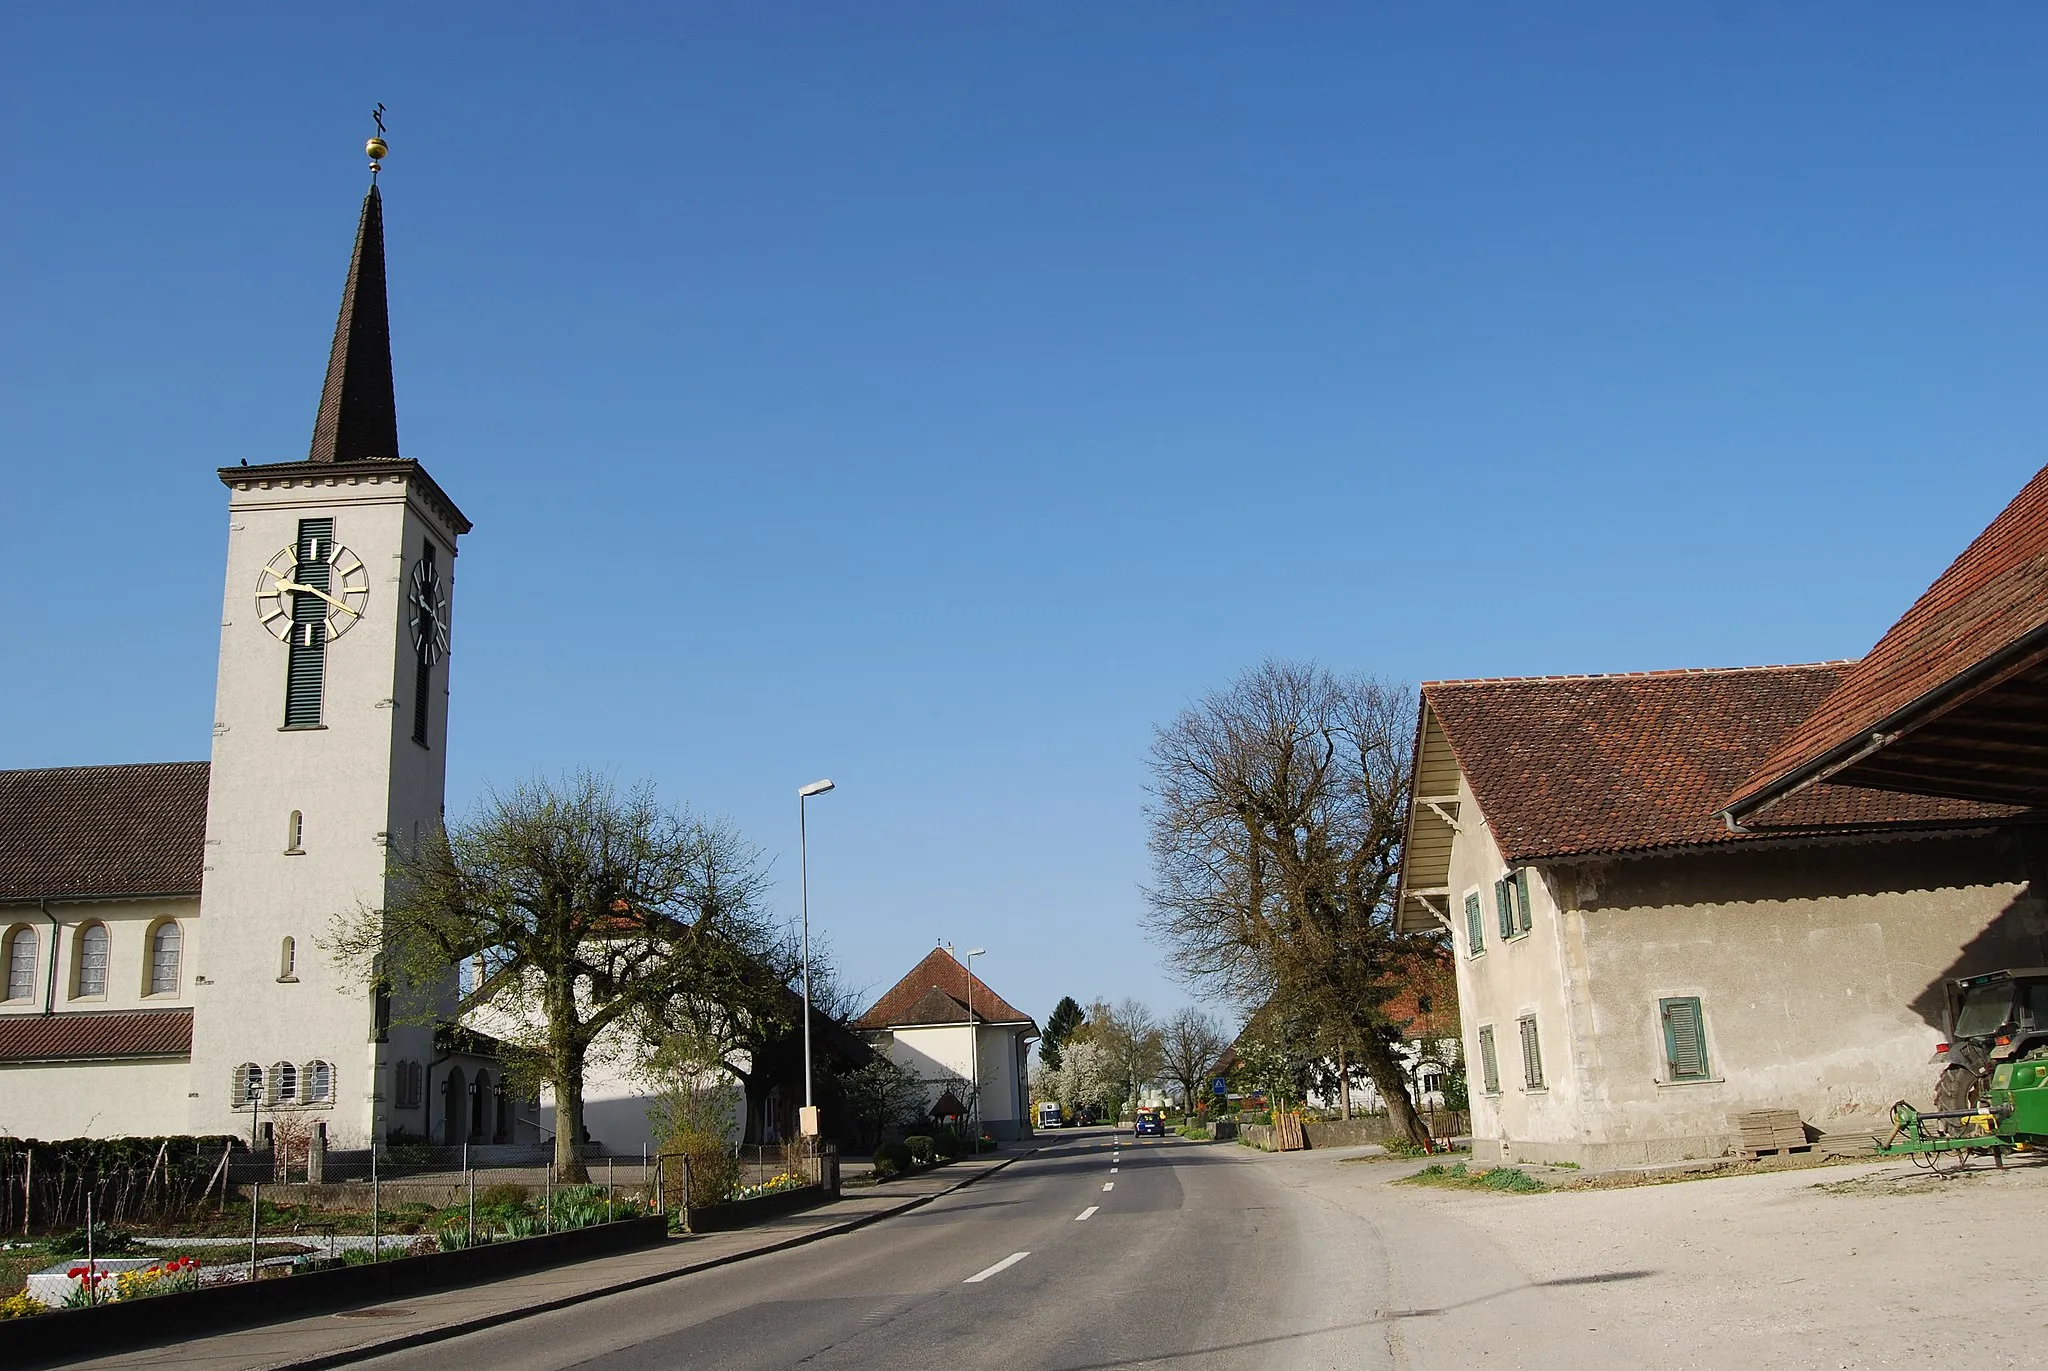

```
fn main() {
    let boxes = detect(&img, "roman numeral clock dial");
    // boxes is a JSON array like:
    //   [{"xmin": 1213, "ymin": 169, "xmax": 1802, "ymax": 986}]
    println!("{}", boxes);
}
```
[{"xmin": 254, "ymin": 538, "xmax": 370, "ymax": 644}]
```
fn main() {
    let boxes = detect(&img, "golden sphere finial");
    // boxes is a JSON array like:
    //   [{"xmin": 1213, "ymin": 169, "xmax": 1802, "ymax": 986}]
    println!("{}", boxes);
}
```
[{"xmin": 366, "ymin": 136, "xmax": 389, "ymax": 162}]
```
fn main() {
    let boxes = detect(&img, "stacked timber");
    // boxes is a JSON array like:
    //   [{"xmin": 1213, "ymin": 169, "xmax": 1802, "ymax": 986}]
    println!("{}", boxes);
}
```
[{"xmin": 1731, "ymin": 1109, "xmax": 1810, "ymax": 1157}]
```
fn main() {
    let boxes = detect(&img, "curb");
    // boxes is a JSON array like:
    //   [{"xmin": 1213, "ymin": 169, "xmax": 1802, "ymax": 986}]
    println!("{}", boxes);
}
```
[{"xmin": 269, "ymin": 1148, "xmax": 1039, "ymax": 1371}]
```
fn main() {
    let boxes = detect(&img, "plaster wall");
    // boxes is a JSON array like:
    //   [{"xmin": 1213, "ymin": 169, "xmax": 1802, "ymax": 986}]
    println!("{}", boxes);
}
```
[
  {"xmin": 883, "ymin": 1023, "xmax": 1031, "ymax": 1133},
  {"xmin": 0, "ymin": 1060, "xmax": 190, "ymax": 1139},
  {"xmin": 1444, "ymin": 771, "xmax": 1580, "ymax": 1153},
  {"xmin": 1522, "ymin": 830, "xmax": 2042, "ymax": 1167},
  {"xmin": 188, "ymin": 471, "xmax": 464, "ymax": 1146}
]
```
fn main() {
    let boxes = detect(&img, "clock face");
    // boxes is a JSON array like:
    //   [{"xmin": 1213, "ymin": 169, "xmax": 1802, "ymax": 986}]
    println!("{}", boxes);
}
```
[
  {"xmin": 255, "ymin": 541, "xmax": 370, "ymax": 643},
  {"xmin": 409, "ymin": 559, "xmax": 449, "ymax": 665}
]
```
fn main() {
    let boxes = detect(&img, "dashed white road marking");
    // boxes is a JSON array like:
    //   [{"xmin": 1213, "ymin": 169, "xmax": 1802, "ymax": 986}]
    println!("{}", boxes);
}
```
[
  {"xmin": 1076, "ymin": 1206, "xmax": 1100, "ymax": 1221},
  {"xmin": 964, "ymin": 1251, "xmax": 1031, "ymax": 1284},
  {"xmin": 1111, "ymin": 1167, "xmax": 1118, "ymax": 1173},
  {"xmin": 1103, "ymin": 1182, "xmax": 1114, "ymax": 1191}
]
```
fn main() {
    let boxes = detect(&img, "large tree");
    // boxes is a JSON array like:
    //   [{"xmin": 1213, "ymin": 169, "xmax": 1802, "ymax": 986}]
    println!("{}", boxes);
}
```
[
  {"xmin": 1143, "ymin": 661, "xmax": 1438, "ymax": 1144},
  {"xmin": 329, "ymin": 771, "xmax": 780, "ymax": 1178},
  {"xmin": 1157, "ymin": 1007, "xmax": 1230, "ymax": 1113},
  {"xmin": 1039, "ymin": 995, "xmax": 1086, "ymax": 1070}
]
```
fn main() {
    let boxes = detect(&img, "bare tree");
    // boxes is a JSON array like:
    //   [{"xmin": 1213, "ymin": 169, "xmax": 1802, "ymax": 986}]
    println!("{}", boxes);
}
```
[
  {"xmin": 1157, "ymin": 1007, "xmax": 1230, "ymax": 1112},
  {"xmin": 1143, "ymin": 661, "xmax": 1438, "ymax": 1144},
  {"xmin": 328, "ymin": 771, "xmax": 779, "ymax": 1179}
]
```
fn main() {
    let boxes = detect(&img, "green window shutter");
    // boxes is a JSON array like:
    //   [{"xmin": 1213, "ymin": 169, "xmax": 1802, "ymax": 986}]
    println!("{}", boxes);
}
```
[
  {"xmin": 283, "ymin": 518, "xmax": 334, "ymax": 728},
  {"xmin": 1515, "ymin": 868, "xmax": 1533, "ymax": 934},
  {"xmin": 1518, "ymin": 1015, "xmax": 1544, "ymax": 1089},
  {"xmin": 1477, "ymin": 1025, "xmax": 1500, "ymax": 1094},
  {"xmin": 1496, "ymin": 879, "xmax": 1514, "ymax": 940},
  {"xmin": 1661, "ymin": 997, "xmax": 1709, "ymax": 1081},
  {"xmin": 1464, "ymin": 892, "xmax": 1484, "ymax": 955}
]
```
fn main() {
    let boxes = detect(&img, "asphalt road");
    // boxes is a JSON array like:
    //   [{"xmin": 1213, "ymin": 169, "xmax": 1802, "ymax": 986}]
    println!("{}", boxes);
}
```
[{"xmin": 351, "ymin": 1128, "xmax": 1389, "ymax": 1371}]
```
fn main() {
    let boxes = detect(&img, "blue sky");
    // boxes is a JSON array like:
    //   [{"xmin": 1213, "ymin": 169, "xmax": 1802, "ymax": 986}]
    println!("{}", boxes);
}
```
[{"xmin": 6, "ymin": 5, "xmax": 2048, "ymax": 1028}]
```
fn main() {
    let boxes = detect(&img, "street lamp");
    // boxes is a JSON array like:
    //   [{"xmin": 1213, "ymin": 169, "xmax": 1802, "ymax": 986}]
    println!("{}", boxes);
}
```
[
  {"xmin": 963, "ymin": 948, "xmax": 986, "ymax": 1150},
  {"xmin": 798, "ymin": 779, "xmax": 835, "ymax": 1138}
]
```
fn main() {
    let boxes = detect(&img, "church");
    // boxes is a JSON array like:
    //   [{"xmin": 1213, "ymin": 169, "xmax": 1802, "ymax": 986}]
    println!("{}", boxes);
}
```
[{"xmin": 0, "ymin": 139, "xmax": 506, "ymax": 1149}]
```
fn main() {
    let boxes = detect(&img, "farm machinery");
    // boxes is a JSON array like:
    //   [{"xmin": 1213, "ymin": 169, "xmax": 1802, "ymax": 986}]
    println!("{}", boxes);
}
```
[{"xmin": 1879, "ymin": 968, "xmax": 2048, "ymax": 1166}]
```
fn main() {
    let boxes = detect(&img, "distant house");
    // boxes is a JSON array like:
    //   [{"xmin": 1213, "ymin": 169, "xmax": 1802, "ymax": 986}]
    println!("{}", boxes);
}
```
[
  {"xmin": 1395, "ymin": 661, "xmax": 2041, "ymax": 1169},
  {"xmin": 856, "ymin": 949, "xmax": 1039, "ymax": 1141},
  {"xmin": 1219, "ymin": 949, "xmax": 1462, "ymax": 1115}
]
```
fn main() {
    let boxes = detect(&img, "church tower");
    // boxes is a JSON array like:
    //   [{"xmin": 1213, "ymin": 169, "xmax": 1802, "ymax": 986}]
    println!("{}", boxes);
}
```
[{"xmin": 188, "ymin": 136, "xmax": 471, "ymax": 1144}]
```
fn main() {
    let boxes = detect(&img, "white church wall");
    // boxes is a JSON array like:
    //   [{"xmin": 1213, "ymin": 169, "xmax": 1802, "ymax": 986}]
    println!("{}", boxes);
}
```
[{"xmin": 0, "ymin": 1060, "xmax": 190, "ymax": 1140}]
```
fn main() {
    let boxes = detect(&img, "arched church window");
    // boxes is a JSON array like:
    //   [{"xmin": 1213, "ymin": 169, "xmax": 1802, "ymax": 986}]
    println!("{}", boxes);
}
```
[
  {"xmin": 286, "ymin": 811, "xmax": 304, "ymax": 853},
  {"xmin": 273, "ymin": 1062, "xmax": 299, "ymax": 1105},
  {"xmin": 279, "ymin": 937, "xmax": 297, "ymax": 981},
  {"xmin": 307, "ymin": 1060, "xmax": 333, "ymax": 1103},
  {"xmin": 73, "ymin": 923, "xmax": 109, "ymax": 998},
  {"xmin": 3, "ymin": 927, "xmax": 36, "ymax": 1002},
  {"xmin": 148, "ymin": 921, "xmax": 181, "ymax": 995},
  {"xmin": 234, "ymin": 1063, "xmax": 263, "ymax": 1106}
]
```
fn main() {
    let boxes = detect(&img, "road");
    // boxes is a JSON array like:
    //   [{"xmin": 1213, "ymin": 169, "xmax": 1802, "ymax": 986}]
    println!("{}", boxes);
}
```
[{"xmin": 352, "ymin": 1128, "xmax": 1395, "ymax": 1371}]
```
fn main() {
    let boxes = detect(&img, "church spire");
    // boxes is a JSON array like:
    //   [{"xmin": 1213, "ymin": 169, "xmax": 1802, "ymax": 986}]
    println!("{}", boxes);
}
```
[{"xmin": 307, "ymin": 127, "xmax": 398, "ymax": 464}]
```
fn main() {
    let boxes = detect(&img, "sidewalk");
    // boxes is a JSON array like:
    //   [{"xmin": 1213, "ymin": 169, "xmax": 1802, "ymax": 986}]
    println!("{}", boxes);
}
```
[{"xmin": 56, "ymin": 1149, "xmax": 1032, "ymax": 1371}]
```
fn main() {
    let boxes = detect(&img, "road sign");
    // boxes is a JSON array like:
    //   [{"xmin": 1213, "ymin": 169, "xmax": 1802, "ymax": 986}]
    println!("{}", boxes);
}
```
[{"xmin": 1212, "ymin": 1077, "xmax": 1228, "ymax": 1096}]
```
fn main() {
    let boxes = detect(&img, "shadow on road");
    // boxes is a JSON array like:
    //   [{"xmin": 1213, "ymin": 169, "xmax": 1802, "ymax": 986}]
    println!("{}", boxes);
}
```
[{"xmin": 1043, "ymin": 1271, "xmax": 1658, "ymax": 1370}]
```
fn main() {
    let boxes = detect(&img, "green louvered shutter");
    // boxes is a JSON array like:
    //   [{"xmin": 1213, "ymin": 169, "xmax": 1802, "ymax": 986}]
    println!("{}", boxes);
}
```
[
  {"xmin": 1515, "ymin": 868, "xmax": 1533, "ymax": 935},
  {"xmin": 283, "ymin": 518, "xmax": 333, "ymax": 728},
  {"xmin": 1661, "ymin": 997, "xmax": 1709, "ymax": 1081},
  {"xmin": 1518, "ymin": 1016, "xmax": 1544, "ymax": 1089},
  {"xmin": 1496, "ymin": 878, "xmax": 1514, "ymax": 940},
  {"xmin": 1477, "ymin": 1025, "xmax": 1500, "ymax": 1094},
  {"xmin": 1465, "ymin": 892, "xmax": 1484, "ymax": 955}
]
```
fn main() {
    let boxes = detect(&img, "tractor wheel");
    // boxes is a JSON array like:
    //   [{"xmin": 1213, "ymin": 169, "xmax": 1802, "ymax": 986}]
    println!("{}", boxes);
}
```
[{"xmin": 1934, "ymin": 1065, "xmax": 1979, "ymax": 1115}]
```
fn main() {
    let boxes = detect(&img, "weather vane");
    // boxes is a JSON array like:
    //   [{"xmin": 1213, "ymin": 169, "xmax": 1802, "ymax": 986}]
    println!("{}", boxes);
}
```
[{"xmin": 366, "ymin": 103, "xmax": 389, "ymax": 177}]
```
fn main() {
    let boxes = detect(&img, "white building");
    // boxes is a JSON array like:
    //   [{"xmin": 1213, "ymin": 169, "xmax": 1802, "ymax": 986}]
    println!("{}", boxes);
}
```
[
  {"xmin": 0, "ymin": 158, "xmax": 500, "ymax": 1148},
  {"xmin": 855, "ymin": 949, "xmax": 1039, "ymax": 1142}
]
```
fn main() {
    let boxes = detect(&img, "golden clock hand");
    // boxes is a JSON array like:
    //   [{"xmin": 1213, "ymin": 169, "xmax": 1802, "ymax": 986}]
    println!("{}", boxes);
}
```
[{"xmin": 276, "ymin": 577, "xmax": 362, "ymax": 618}]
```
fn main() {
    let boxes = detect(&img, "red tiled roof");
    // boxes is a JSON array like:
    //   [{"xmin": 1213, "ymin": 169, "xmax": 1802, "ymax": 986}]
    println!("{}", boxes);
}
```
[
  {"xmin": 0, "ymin": 763, "xmax": 209, "ymax": 901},
  {"xmin": 1380, "ymin": 947, "xmax": 1461, "ymax": 1039},
  {"xmin": 1727, "ymin": 464, "xmax": 2048, "ymax": 818},
  {"xmin": 1425, "ymin": 665, "xmax": 2021, "ymax": 863},
  {"xmin": 0, "ymin": 1009, "xmax": 193, "ymax": 1063},
  {"xmin": 855, "ymin": 949, "xmax": 1037, "ymax": 1032}
]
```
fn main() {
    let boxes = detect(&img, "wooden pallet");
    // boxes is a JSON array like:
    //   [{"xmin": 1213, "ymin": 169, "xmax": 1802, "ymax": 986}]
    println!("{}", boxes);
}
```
[
  {"xmin": 1273, "ymin": 1111, "xmax": 1307, "ymax": 1152},
  {"xmin": 1732, "ymin": 1108, "xmax": 1810, "ymax": 1157}
]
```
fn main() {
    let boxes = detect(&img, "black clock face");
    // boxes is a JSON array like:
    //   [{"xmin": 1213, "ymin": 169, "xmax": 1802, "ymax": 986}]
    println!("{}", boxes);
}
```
[{"xmin": 408, "ymin": 560, "xmax": 449, "ymax": 664}]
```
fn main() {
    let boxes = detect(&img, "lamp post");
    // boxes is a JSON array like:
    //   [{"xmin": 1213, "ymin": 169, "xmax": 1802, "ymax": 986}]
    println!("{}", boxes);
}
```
[
  {"xmin": 798, "ymin": 779, "xmax": 835, "ymax": 1137},
  {"xmin": 963, "ymin": 948, "xmax": 986, "ymax": 1149}
]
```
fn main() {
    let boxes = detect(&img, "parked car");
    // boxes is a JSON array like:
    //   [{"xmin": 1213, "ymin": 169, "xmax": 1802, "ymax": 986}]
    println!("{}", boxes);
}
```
[{"xmin": 1134, "ymin": 1107, "xmax": 1165, "ymax": 1137}]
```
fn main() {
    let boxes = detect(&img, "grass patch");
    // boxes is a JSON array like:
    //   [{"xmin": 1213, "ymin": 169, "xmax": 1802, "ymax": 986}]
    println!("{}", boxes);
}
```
[{"xmin": 1397, "ymin": 1162, "xmax": 1548, "ymax": 1194}]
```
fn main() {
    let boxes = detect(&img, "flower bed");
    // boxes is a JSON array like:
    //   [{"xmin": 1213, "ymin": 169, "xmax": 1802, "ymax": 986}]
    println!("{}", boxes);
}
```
[{"xmin": 3, "ymin": 1216, "xmax": 667, "ymax": 1370}]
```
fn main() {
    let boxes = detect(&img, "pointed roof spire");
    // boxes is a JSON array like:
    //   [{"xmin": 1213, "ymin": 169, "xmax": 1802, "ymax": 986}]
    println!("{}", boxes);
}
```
[{"xmin": 307, "ymin": 176, "xmax": 399, "ymax": 463}]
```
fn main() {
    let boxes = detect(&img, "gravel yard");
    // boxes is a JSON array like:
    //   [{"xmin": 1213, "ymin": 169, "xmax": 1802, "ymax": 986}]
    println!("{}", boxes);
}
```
[{"xmin": 1262, "ymin": 1144, "xmax": 2048, "ymax": 1369}]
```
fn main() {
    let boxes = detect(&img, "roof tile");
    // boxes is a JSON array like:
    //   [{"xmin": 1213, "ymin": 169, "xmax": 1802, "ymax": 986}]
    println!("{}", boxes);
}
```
[
  {"xmin": 856, "ymin": 949, "xmax": 1036, "ymax": 1032},
  {"xmin": 1728, "ymin": 463, "xmax": 2048, "ymax": 814},
  {"xmin": 0, "ymin": 1009, "xmax": 193, "ymax": 1063},
  {"xmin": 1425, "ymin": 665, "xmax": 2021, "ymax": 863},
  {"xmin": 0, "ymin": 763, "xmax": 209, "ymax": 901}
]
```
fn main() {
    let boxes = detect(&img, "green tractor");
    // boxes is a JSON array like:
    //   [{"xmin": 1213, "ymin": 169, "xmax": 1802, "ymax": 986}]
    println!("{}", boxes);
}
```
[{"xmin": 1881, "ymin": 968, "xmax": 2048, "ymax": 1163}]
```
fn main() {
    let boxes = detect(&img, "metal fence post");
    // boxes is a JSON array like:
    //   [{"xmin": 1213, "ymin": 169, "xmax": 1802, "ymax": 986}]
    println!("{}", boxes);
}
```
[
  {"xmin": 466, "ymin": 1162, "xmax": 475, "ymax": 1247},
  {"xmin": 370, "ymin": 1143, "xmax": 380, "ymax": 1260},
  {"xmin": 544, "ymin": 1160, "xmax": 553, "ymax": 1234},
  {"xmin": 606, "ymin": 1157, "xmax": 614, "ymax": 1222},
  {"xmin": 249, "ymin": 1180, "xmax": 260, "ymax": 1283}
]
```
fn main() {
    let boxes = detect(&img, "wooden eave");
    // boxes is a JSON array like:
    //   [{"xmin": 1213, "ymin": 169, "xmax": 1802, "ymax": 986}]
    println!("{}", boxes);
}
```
[{"xmin": 1396, "ymin": 705, "xmax": 1464, "ymax": 933}]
